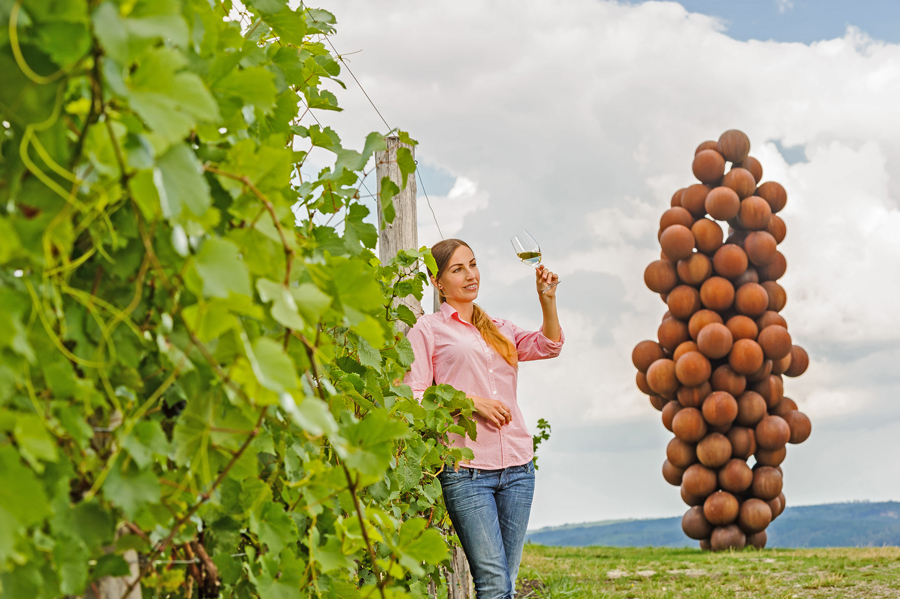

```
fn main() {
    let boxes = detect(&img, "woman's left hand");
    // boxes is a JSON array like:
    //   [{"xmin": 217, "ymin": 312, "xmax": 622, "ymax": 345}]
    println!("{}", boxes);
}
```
[{"xmin": 536, "ymin": 265, "xmax": 558, "ymax": 300}]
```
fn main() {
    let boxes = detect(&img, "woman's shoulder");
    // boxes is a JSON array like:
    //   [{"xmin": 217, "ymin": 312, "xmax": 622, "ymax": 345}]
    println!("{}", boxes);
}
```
[{"xmin": 410, "ymin": 311, "xmax": 441, "ymax": 333}]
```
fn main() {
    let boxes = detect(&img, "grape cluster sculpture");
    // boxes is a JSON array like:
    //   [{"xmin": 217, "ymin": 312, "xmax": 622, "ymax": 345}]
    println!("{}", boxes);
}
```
[{"xmin": 634, "ymin": 130, "xmax": 812, "ymax": 551}]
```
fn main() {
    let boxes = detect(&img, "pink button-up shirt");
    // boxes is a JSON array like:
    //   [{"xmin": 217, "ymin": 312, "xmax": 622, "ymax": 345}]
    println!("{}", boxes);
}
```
[{"xmin": 404, "ymin": 302, "xmax": 564, "ymax": 470}]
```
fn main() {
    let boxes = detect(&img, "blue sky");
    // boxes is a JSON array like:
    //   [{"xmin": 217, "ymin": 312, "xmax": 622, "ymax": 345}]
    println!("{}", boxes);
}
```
[{"xmin": 667, "ymin": 0, "xmax": 900, "ymax": 44}]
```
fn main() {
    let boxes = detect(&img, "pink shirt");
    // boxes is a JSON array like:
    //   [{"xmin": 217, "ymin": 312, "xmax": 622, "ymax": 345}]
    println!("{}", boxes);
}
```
[{"xmin": 404, "ymin": 302, "xmax": 565, "ymax": 470}]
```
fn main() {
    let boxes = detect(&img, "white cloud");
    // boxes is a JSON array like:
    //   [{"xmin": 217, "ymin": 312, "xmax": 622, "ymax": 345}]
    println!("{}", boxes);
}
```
[
  {"xmin": 311, "ymin": 0, "xmax": 900, "ymax": 525},
  {"xmin": 776, "ymin": 0, "xmax": 794, "ymax": 14}
]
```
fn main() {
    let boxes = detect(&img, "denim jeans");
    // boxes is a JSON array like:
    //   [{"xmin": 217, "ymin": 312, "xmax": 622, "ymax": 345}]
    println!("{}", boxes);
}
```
[{"xmin": 439, "ymin": 460, "xmax": 536, "ymax": 599}]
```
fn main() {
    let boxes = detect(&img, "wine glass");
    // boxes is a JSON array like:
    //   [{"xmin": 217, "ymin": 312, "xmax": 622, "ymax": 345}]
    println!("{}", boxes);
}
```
[{"xmin": 510, "ymin": 230, "xmax": 560, "ymax": 294}]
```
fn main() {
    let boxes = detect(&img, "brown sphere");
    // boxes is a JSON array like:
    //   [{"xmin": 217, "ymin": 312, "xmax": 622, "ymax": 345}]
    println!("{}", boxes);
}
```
[
  {"xmin": 633, "ymin": 340, "xmax": 666, "ymax": 373},
  {"xmin": 735, "ymin": 391, "xmax": 768, "ymax": 427},
  {"xmin": 658, "ymin": 318, "xmax": 691, "ymax": 352},
  {"xmin": 744, "ymin": 231, "xmax": 777, "ymax": 266},
  {"xmin": 762, "ymin": 281, "xmax": 787, "ymax": 312},
  {"xmin": 663, "ymin": 459, "xmax": 685, "ymax": 486},
  {"xmin": 693, "ymin": 149, "xmax": 726, "ymax": 184},
  {"xmin": 676, "ymin": 351, "xmax": 712, "ymax": 387},
  {"xmin": 661, "ymin": 400, "xmax": 683, "ymax": 432},
  {"xmin": 697, "ymin": 323, "xmax": 734, "ymax": 359},
  {"xmin": 738, "ymin": 196, "xmax": 772, "ymax": 230},
  {"xmin": 646, "ymin": 358, "xmax": 678, "ymax": 395},
  {"xmin": 756, "ymin": 415, "xmax": 791, "ymax": 450},
  {"xmin": 702, "ymin": 391, "xmax": 739, "ymax": 427},
  {"xmin": 732, "ymin": 156, "xmax": 763, "ymax": 183},
  {"xmin": 717, "ymin": 130, "xmax": 751, "ymax": 162},
  {"xmin": 700, "ymin": 277, "xmax": 735, "ymax": 311},
  {"xmin": 758, "ymin": 325, "xmax": 792, "ymax": 360},
  {"xmin": 766, "ymin": 214, "xmax": 787, "ymax": 244},
  {"xmin": 704, "ymin": 491, "xmax": 740, "ymax": 526},
  {"xmin": 757, "ymin": 311, "xmax": 788, "ymax": 331},
  {"xmin": 784, "ymin": 345, "xmax": 809, "ymax": 377},
  {"xmin": 722, "ymin": 168, "xmax": 756, "ymax": 199},
  {"xmin": 725, "ymin": 227, "xmax": 749, "ymax": 246},
  {"xmin": 682, "ymin": 506, "xmax": 714, "ymax": 540},
  {"xmin": 692, "ymin": 219, "xmax": 724, "ymax": 255},
  {"xmin": 699, "ymin": 538, "xmax": 712, "ymax": 551},
  {"xmin": 746, "ymin": 359, "xmax": 774, "ymax": 384},
  {"xmin": 738, "ymin": 498, "xmax": 772, "ymax": 534},
  {"xmin": 682, "ymin": 463, "xmax": 718, "ymax": 498},
  {"xmin": 636, "ymin": 371, "xmax": 654, "ymax": 395},
  {"xmin": 672, "ymin": 407, "xmax": 708, "ymax": 443},
  {"xmin": 752, "ymin": 375, "xmax": 784, "ymax": 408},
  {"xmin": 771, "ymin": 396, "xmax": 798, "ymax": 418},
  {"xmin": 718, "ymin": 459, "xmax": 753, "ymax": 494},
  {"xmin": 689, "ymin": 309, "xmax": 724, "ymax": 340},
  {"xmin": 711, "ymin": 365, "xmax": 747, "ymax": 396},
  {"xmin": 785, "ymin": 411, "xmax": 812, "ymax": 444},
  {"xmin": 671, "ymin": 188, "xmax": 686, "ymax": 208},
  {"xmin": 667, "ymin": 437, "xmax": 698, "ymax": 469},
  {"xmin": 757, "ymin": 251, "xmax": 787, "ymax": 281},
  {"xmin": 678, "ymin": 381, "xmax": 712, "ymax": 409},
  {"xmin": 681, "ymin": 485, "xmax": 705, "ymax": 507},
  {"xmin": 726, "ymin": 315, "xmax": 759, "ymax": 341},
  {"xmin": 728, "ymin": 426, "xmax": 757, "ymax": 460},
  {"xmin": 735, "ymin": 283, "xmax": 769, "ymax": 318},
  {"xmin": 756, "ymin": 181, "xmax": 788, "ymax": 213},
  {"xmin": 697, "ymin": 433, "xmax": 733, "ymax": 468},
  {"xmin": 733, "ymin": 265, "xmax": 760, "ymax": 288},
  {"xmin": 729, "ymin": 339, "xmax": 765, "ymax": 375},
  {"xmin": 644, "ymin": 260, "xmax": 679, "ymax": 293},
  {"xmin": 747, "ymin": 530, "xmax": 768, "ymax": 549},
  {"xmin": 755, "ymin": 445, "xmax": 787, "ymax": 467},
  {"xmin": 713, "ymin": 244, "xmax": 749, "ymax": 279},
  {"xmin": 667, "ymin": 285, "xmax": 702, "ymax": 320},
  {"xmin": 705, "ymin": 187, "xmax": 741, "ymax": 221},
  {"xmin": 673, "ymin": 340, "xmax": 700, "ymax": 362},
  {"xmin": 710, "ymin": 524, "xmax": 746, "ymax": 551},
  {"xmin": 649, "ymin": 394, "xmax": 667, "ymax": 411},
  {"xmin": 681, "ymin": 184, "xmax": 711, "ymax": 217},
  {"xmin": 696, "ymin": 140, "xmax": 719, "ymax": 155},
  {"xmin": 660, "ymin": 225, "xmax": 695, "ymax": 261},
  {"xmin": 677, "ymin": 253, "xmax": 713, "ymax": 287},
  {"xmin": 776, "ymin": 492, "xmax": 786, "ymax": 516},
  {"xmin": 751, "ymin": 466, "xmax": 783, "ymax": 501},
  {"xmin": 661, "ymin": 207, "xmax": 694, "ymax": 231},
  {"xmin": 771, "ymin": 353, "xmax": 792, "ymax": 376}
]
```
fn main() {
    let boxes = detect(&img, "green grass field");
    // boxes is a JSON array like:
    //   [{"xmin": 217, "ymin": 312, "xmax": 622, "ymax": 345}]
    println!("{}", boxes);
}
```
[{"xmin": 517, "ymin": 545, "xmax": 900, "ymax": 598}]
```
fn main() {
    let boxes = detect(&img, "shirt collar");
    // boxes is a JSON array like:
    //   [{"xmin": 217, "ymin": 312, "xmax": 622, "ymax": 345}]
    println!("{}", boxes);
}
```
[{"xmin": 439, "ymin": 302, "xmax": 459, "ymax": 322}]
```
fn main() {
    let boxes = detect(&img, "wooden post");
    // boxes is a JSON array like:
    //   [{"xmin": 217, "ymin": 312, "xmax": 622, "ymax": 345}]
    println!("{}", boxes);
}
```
[
  {"xmin": 376, "ymin": 136, "xmax": 423, "ymax": 335},
  {"xmin": 376, "ymin": 138, "xmax": 474, "ymax": 598}
]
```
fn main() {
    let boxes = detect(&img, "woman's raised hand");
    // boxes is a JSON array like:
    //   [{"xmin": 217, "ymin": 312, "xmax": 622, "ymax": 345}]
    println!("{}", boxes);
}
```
[
  {"xmin": 536, "ymin": 264, "xmax": 559, "ymax": 299},
  {"xmin": 469, "ymin": 395, "xmax": 513, "ymax": 427}
]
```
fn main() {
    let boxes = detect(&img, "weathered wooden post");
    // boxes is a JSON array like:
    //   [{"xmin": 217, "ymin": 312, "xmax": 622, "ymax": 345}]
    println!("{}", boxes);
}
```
[
  {"xmin": 376, "ymin": 136, "xmax": 423, "ymax": 335},
  {"xmin": 376, "ymin": 137, "xmax": 474, "ymax": 598}
]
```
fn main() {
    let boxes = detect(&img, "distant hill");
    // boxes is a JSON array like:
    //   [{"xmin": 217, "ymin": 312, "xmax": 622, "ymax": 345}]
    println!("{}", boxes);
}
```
[{"xmin": 526, "ymin": 501, "xmax": 900, "ymax": 548}]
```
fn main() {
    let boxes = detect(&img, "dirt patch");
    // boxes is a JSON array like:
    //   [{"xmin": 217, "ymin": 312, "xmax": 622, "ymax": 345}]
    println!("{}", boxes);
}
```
[{"xmin": 517, "ymin": 578, "xmax": 546, "ymax": 597}]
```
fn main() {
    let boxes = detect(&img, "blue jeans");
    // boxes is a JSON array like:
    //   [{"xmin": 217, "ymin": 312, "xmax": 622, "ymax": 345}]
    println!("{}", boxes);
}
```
[{"xmin": 439, "ymin": 460, "xmax": 536, "ymax": 599}]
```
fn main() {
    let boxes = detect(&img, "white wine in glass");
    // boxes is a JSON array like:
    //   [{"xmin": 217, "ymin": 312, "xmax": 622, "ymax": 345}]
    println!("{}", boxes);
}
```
[{"xmin": 510, "ymin": 230, "xmax": 560, "ymax": 293}]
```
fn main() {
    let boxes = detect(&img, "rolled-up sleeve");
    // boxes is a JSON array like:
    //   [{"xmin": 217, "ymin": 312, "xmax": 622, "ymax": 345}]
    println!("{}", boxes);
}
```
[
  {"xmin": 507, "ymin": 322, "xmax": 565, "ymax": 362},
  {"xmin": 404, "ymin": 319, "xmax": 434, "ymax": 400}
]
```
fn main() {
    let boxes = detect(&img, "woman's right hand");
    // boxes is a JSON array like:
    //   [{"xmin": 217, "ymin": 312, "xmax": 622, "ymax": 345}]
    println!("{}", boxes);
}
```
[{"xmin": 469, "ymin": 395, "xmax": 512, "ymax": 427}]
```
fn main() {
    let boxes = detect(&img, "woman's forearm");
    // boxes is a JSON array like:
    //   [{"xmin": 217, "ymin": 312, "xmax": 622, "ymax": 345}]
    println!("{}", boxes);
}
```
[{"xmin": 540, "ymin": 297, "xmax": 561, "ymax": 342}]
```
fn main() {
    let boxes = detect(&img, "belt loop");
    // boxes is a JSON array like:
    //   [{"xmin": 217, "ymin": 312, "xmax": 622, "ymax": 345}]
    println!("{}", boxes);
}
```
[{"xmin": 471, "ymin": 468, "xmax": 479, "ymax": 480}]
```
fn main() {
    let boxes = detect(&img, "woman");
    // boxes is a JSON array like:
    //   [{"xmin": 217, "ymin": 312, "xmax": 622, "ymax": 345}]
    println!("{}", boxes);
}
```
[{"xmin": 404, "ymin": 238, "xmax": 563, "ymax": 599}]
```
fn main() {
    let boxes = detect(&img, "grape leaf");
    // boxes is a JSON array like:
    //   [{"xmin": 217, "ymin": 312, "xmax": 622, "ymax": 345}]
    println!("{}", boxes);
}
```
[{"xmin": 194, "ymin": 238, "xmax": 252, "ymax": 299}]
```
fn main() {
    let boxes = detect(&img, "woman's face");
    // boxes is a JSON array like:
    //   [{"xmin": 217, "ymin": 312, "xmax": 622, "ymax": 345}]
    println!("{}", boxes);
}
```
[{"xmin": 436, "ymin": 245, "xmax": 479, "ymax": 303}]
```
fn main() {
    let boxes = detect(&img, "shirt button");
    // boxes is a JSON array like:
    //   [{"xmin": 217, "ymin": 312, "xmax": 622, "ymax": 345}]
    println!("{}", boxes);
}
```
[
  {"xmin": 493, "ymin": 390, "xmax": 497, "ymax": 395},
  {"xmin": 489, "ymin": 369, "xmax": 493, "ymax": 373}
]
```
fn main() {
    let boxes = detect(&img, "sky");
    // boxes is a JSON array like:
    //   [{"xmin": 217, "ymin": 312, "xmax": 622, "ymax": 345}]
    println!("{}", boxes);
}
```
[{"xmin": 301, "ymin": 0, "xmax": 900, "ymax": 529}]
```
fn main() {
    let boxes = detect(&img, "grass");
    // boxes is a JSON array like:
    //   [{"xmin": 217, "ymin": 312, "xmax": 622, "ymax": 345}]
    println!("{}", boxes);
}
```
[{"xmin": 516, "ymin": 544, "xmax": 900, "ymax": 598}]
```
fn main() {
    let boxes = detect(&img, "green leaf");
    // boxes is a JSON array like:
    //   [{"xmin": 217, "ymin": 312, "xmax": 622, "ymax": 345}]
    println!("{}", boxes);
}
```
[
  {"xmin": 194, "ymin": 238, "xmax": 252, "ymax": 299},
  {"xmin": 292, "ymin": 283, "xmax": 332, "ymax": 323},
  {"xmin": 0, "ymin": 446, "xmax": 51, "ymax": 527},
  {"xmin": 246, "ymin": 337, "xmax": 299, "ymax": 392},
  {"xmin": 280, "ymin": 395, "xmax": 337, "ymax": 437},
  {"xmin": 13, "ymin": 413, "xmax": 58, "ymax": 471},
  {"xmin": 122, "ymin": 420, "xmax": 171, "ymax": 469},
  {"xmin": 102, "ymin": 457, "xmax": 161, "ymax": 519},
  {"xmin": 257, "ymin": 502, "xmax": 298, "ymax": 554},
  {"xmin": 344, "ymin": 204, "xmax": 377, "ymax": 252},
  {"xmin": 379, "ymin": 177, "xmax": 399, "ymax": 225},
  {"xmin": 182, "ymin": 301, "xmax": 238, "ymax": 343},
  {"xmin": 403, "ymin": 527, "xmax": 447, "ymax": 565},
  {"xmin": 214, "ymin": 67, "xmax": 277, "ymax": 115},
  {"xmin": 70, "ymin": 502, "xmax": 115, "ymax": 552},
  {"xmin": 154, "ymin": 143, "xmax": 212, "ymax": 219},
  {"xmin": 91, "ymin": 554, "xmax": 131, "ymax": 579},
  {"xmin": 257, "ymin": 279, "xmax": 305, "ymax": 330},
  {"xmin": 397, "ymin": 146, "xmax": 416, "ymax": 190},
  {"xmin": 260, "ymin": 7, "xmax": 308, "ymax": 46},
  {"xmin": 354, "ymin": 335, "xmax": 382, "ymax": 373},
  {"xmin": 54, "ymin": 535, "xmax": 89, "ymax": 595},
  {"xmin": 395, "ymin": 336, "xmax": 416, "ymax": 369}
]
